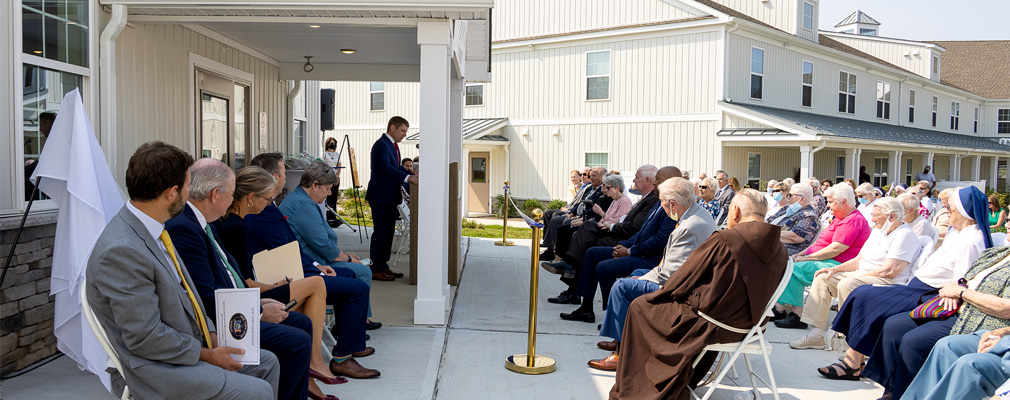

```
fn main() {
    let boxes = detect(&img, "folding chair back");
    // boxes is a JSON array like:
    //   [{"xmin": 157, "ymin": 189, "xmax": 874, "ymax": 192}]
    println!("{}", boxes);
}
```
[
  {"xmin": 907, "ymin": 235, "xmax": 936, "ymax": 278},
  {"xmin": 80, "ymin": 283, "xmax": 133, "ymax": 400},
  {"xmin": 393, "ymin": 203, "xmax": 411, "ymax": 264}
]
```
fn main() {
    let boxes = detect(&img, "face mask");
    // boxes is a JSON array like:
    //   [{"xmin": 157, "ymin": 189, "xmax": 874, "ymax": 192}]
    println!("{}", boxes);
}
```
[
  {"xmin": 668, "ymin": 201, "xmax": 680, "ymax": 221},
  {"xmin": 858, "ymin": 197, "xmax": 869, "ymax": 205},
  {"xmin": 785, "ymin": 202, "xmax": 802, "ymax": 216},
  {"xmin": 881, "ymin": 216, "xmax": 895, "ymax": 233},
  {"xmin": 772, "ymin": 192, "xmax": 783, "ymax": 202}
]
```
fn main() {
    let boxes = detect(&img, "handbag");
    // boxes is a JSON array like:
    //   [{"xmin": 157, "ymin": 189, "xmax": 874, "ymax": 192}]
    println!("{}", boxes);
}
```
[{"xmin": 909, "ymin": 293, "xmax": 960, "ymax": 320}]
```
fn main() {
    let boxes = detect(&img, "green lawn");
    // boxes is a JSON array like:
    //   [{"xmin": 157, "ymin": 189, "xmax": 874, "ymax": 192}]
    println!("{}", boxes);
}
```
[{"xmin": 335, "ymin": 209, "xmax": 532, "ymax": 239}]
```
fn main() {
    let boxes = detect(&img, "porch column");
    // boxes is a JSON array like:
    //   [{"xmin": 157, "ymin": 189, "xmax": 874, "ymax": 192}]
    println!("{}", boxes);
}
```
[
  {"xmin": 926, "ymin": 152, "xmax": 935, "ymax": 171},
  {"xmin": 447, "ymin": 77, "xmax": 465, "ymax": 304},
  {"xmin": 991, "ymin": 156, "xmax": 1000, "ymax": 191},
  {"xmin": 415, "ymin": 20, "xmax": 452, "ymax": 325},
  {"xmin": 971, "ymin": 155, "xmax": 981, "ymax": 182},
  {"xmin": 890, "ymin": 150, "xmax": 903, "ymax": 187},
  {"xmin": 845, "ymin": 148, "xmax": 862, "ymax": 182},
  {"xmin": 949, "ymin": 155, "xmax": 961, "ymax": 181},
  {"xmin": 799, "ymin": 145, "xmax": 813, "ymax": 181}
]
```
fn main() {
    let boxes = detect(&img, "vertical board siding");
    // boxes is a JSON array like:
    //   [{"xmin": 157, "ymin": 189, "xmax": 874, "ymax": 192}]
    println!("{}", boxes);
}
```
[
  {"xmin": 492, "ymin": 0, "xmax": 698, "ymax": 41},
  {"xmin": 710, "ymin": 0, "xmax": 797, "ymax": 35},
  {"xmin": 115, "ymin": 24, "xmax": 287, "ymax": 180},
  {"xmin": 721, "ymin": 146, "xmax": 800, "ymax": 184},
  {"xmin": 827, "ymin": 36, "xmax": 931, "ymax": 79}
]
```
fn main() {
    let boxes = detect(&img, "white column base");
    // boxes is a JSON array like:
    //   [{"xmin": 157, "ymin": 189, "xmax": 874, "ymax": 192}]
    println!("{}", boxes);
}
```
[
  {"xmin": 443, "ymin": 284, "xmax": 452, "ymax": 311},
  {"xmin": 414, "ymin": 296, "xmax": 447, "ymax": 325}
]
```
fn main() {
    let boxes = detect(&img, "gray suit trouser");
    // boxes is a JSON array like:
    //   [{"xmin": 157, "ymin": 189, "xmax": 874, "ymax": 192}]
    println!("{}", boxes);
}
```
[{"xmin": 111, "ymin": 350, "xmax": 280, "ymax": 400}]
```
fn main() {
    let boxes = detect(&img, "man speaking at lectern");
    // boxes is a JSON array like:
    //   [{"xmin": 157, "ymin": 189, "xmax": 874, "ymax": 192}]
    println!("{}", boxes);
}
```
[{"xmin": 366, "ymin": 116, "xmax": 417, "ymax": 281}]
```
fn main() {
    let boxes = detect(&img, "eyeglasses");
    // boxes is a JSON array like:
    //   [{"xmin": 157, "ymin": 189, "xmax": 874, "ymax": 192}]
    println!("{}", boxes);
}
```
[
  {"xmin": 581, "ymin": 173, "xmax": 589, "ymax": 177},
  {"xmin": 256, "ymin": 194, "xmax": 276, "ymax": 203},
  {"xmin": 698, "ymin": 185, "xmax": 709, "ymax": 189}
]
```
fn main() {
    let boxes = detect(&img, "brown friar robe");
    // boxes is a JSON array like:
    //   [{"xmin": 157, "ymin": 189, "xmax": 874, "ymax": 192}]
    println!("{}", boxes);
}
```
[{"xmin": 609, "ymin": 221, "xmax": 788, "ymax": 400}]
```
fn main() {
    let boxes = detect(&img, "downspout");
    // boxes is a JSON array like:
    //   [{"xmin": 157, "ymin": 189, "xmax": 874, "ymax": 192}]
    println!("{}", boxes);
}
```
[
  {"xmin": 286, "ymin": 80, "xmax": 302, "ymax": 157},
  {"xmin": 100, "ymin": 4, "xmax": 128, "ymax": 178},
  {"xmin": 722, "ymin": 20, "xmax": 739, "ymax": 103},
  {"xmin": 811, "ymin": 140, "xmax": 827, "ymax": 155}
]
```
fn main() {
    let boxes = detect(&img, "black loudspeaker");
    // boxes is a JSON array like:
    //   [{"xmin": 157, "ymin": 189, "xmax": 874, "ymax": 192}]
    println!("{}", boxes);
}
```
[{"xmin": 320, "ymin": 88, "xmax": 335, "ymax": 131}]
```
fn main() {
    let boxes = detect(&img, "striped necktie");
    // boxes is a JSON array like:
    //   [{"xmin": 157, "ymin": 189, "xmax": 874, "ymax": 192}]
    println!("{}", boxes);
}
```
[
  {"xmin": 159, "ymin": 230, "xmax": 213, "ymax": 348},
  {"xmin": 204, "ymin": 224, "xmax": 246, "ymax": 289}
]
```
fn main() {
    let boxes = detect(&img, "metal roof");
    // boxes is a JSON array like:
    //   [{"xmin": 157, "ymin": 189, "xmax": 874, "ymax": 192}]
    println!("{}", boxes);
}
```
[
  {"xmin": 405, "ymin": 117, "xmax": 509, "ymax": 141},
  {"xmin": 723, "ymin": 102, "xmax": 1010, "ymax": 152},
  {"xmin": 835, "ymin": 10, "xmax": 881, "ymax": 27}
]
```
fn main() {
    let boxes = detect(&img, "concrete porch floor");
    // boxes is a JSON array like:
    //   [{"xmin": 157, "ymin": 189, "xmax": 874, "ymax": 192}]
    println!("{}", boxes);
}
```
[{"xmin": 1, "ymin": 226, "xmax": 886, "ymax": 400}]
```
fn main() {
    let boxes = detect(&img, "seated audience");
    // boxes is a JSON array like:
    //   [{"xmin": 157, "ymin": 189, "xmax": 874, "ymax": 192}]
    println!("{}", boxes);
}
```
[
  {"xmin": 714, "ymin": 170, "xmax": 736, "ymax": 224},
  {"xmin": 767, "ymin": 181, "xmax": 791, "ymax": 217},
  {"xmin": 789, "ymin": 197, "xmax": 920, "ymax": 351},
  {"xmin": 165, "ymin": 159, "xmax": 318, "ymax": 400},
  {"xmin": 689, "ymin": 178, "xmax": 701, "ymax": 198},
  {"xmin": 545, "ymin": 167, "xmax": 590, "ymax": 221},
  {"xmin": 892, "ymin": 183, "xmax": 908, "ymax": 196},
  {"xmin": 898, "ymin": 193, "xmax": 936, "ymax": 238},
  {"xmin": 87, "ymin": 142, "xmax": 279, "ymax": 400},
  {"xmin": 844, "ymin": 178, "xmax": 857, "ymax": 190},
  {"xmin": 823, "ymin": 186, "xmax": 992, "ymax": 382},
  {"xmin": 588, "ymin": 177, "xmax": 716, "ymax": 371},
  {"xmin": 548, "ymin": 173, "xmax": 621, "ymax": 271},
  {"xmin": 774, "ymin": 183, "xmax": 871, "ymax": 329},
  {"xmin": 767, "ymin": 182, "xmax": 821, "ymax": 256},
  {"xmin": 917, "ymin": 180, "xmax": 936, "ymax": 217},
  {"xmin": 905, "ymin": 326, "xmax": 1010, "ymax": 399},
  {"xmin": 609, "ymin": 189, "xmax": 787, "ymax": 399},
  {"xmin": 933, "ymin": 188, "xmax": 955, "ymax": 246},
  {"xmin": 695, "ymin": 176, "xmax": 721, "ymax": 220},
  {"xmin": 212, "ymin": 166, "xmax": 375, "ymax": 384},
  {"xmin": 809, "ymin": 178, "xmax": 828, "ymax": 216},
  {"xmin": 593, "ymin": 174, "xmax": 632, "ymax": 229},
  {"xmin": 820, "ymin": 179, "xmax": 833, "ymax": 194},
  {"xmin": 728, "ymin": 176, "xmax": 741, "ymax": 192},
  {"xmin": 540, "ymin": 167, "xmax": 610, "ymax": 260},
  {"xmin": 855, "ymin": 183, "xmax": 878, "ymax": 227},
  {"xmin": 567, "ymin": 169, "xmax": 582, "ymax": 203},
  {"xmin": 907, "ymin": 186, "xmax": 931, "ymax": 220},
  {"xmin": 990, "ymin": 194, "xmax": 1007, "ymax": 231},
  {"xmin": 763, "ymin": 180, "xmax": 779, "ymax": 213}
]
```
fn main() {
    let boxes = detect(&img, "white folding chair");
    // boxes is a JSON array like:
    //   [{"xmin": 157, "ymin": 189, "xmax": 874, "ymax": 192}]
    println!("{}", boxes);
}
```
[
  {"xmin": 992, "ymin": 232, "xmax": 1007, "ymax": 247},
  {"xmin": 907, "ymin": 235, "xmax": 936, "ymax": 278},
  {"xmin": 690, "ymin": 259, "xmax": 793, "ymax": 400},
  {"xmin": 81, "ymin": 284, "xmax": 133, "ymax": 400},
  {"xmin": 393, "ymin": 203, "xmax": 411, "ymax": 265}
]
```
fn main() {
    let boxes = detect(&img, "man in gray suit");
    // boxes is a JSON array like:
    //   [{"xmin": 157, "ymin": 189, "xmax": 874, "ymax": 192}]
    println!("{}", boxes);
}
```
[
  {"xmin": 587, "ymin": 177, "xmax": 717, "ymax": 371},
  {"xmin": 86, "ymin": 142, "xmax": 279, "ymax": 400},
  {"xmin": 714, "ymin": 170, "xmax": 735, "ymax": 224}
]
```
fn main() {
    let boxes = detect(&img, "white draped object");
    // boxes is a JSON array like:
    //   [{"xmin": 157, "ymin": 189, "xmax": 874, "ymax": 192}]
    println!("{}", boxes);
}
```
[{"xmin": 32, "ymin": 88, "xmax": 123, "ymax": 390}]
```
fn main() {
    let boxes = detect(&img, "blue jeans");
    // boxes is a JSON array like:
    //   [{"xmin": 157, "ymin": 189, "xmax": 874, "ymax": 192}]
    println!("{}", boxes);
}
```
[
  {"xmin": 600, "ymin": 274, "xmax": 660, "ymax": 343},
  {"xmin": 901, "ymin": 333, "xmax": 1010, "ymax": 400},
  {"xmin": 577, "ymin": 247, "xmax": 657, "ymax": 310}
]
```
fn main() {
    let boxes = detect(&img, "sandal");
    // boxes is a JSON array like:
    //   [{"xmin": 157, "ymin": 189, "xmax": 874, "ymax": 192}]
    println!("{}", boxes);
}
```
[{"xmin": 817, "ymin": 360, "xmax": 863, "ymax": 381}]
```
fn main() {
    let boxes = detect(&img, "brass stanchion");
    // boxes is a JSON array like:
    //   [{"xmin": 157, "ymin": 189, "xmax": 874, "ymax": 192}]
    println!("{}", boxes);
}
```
[
  {"xmin": 495, "ymin": 181, "xmax": 515, "ymax": 246},
  {"xmin": 505, "ymin": 209, "xmax": 556, "ymax": 374}
]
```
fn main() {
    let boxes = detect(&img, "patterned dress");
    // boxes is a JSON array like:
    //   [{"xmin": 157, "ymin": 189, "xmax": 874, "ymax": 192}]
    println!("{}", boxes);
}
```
[{"xmin": 697, "ymin": 198, "xmax": 720, "ymax": 220}]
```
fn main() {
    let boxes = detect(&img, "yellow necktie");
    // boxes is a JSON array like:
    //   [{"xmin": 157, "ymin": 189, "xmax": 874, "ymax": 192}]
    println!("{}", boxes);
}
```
[{"xmin": 159, "ymin": 230, "xmax": 213, "ymax": 349}]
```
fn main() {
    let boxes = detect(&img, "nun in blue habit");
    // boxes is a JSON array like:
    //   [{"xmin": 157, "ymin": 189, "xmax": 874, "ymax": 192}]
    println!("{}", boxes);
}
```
[{"xmin": 821, "ymin": 186, "xmax": 992, "ymax": 385}]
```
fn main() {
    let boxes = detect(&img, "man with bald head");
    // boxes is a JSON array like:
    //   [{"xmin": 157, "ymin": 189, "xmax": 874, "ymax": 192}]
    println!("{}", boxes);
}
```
[{"xmin": 609, "ymin": 189, "xmax": 789, "ymax": 400}]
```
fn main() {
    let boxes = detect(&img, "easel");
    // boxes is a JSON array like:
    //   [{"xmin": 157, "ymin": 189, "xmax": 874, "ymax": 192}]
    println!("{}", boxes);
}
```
[
  {"xmin": 336, "ymin": 134, "xmax": 369, "ymax": 244},
  {"xmin": 0, "ymin": 177, "xmax": 41, "ymax": 288}
]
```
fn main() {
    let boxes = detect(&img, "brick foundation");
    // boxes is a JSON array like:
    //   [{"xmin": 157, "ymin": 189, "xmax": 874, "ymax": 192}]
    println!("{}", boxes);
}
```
[{"xmin": 1, "ymin": 212, "xmax": 58, "ymax": 375}]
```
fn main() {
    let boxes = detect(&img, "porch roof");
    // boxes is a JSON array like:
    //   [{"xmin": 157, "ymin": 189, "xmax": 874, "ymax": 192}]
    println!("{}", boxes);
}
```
[
  {"xmin": 405, "ymin": 117, "xmax": 509, "ymax": 143},
  {"xmin": 719, "ymin": 101, "xmax": 1010, "ymax": 153}
]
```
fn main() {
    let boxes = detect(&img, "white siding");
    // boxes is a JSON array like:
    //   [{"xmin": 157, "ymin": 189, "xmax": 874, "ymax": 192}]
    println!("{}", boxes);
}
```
[
  {"xmin": 709, "ymin": 0, "xmax": 797, "ymax": 37},
  {"xmin": 722, "ymin": 146, "xmax": 799, "ymax": 184},
  {"xmin": 1, "ymin": 2, "xmax": 16, "ymax": 212},
  {"xmin": 723, "ymin": 114, "xmax": 773, "ymax": 129},
  {"xmin": 114, "ymin": 23, "xmax": 289, "ymax": 180},
  {"xmin": 826, "ymin": 35, "xmax": 932, "ymax": 79},
  {"xmin": 492, "ymin": 0, "xmax": 699, "ymax": 41}
]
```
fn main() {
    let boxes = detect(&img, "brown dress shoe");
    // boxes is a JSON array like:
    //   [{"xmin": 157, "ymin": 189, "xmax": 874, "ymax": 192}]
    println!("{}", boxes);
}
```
[
  {"xmin": 329, "ymin": 358, "xmax": 381, "ymax": 379},
  {"xmin": 387, "ymin": 269, "xmax": 404, "ymax": 278},
  {"xmin": 597, "ymin": 340, "xmax": 618, "ymax": 351},
  {"xmin": 351, "ymin": 347, "xmax": 375, "ymax": 358},
  {"xmin": 371, "ymin": 271, "xmax": 394, "ymax": 281},
  {"xmin": 588, "ymin": 352, "xmax": 619, "ymax": 371},
  {"xmin": 381, "ymin": 270, "xmax": 399, "ymax": 279}
]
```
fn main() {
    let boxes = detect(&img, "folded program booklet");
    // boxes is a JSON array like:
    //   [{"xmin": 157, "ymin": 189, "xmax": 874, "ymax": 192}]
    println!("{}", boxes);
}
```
[{"xmin": 215, "ymin": 288, "xmax": 261, "ymax": 365}]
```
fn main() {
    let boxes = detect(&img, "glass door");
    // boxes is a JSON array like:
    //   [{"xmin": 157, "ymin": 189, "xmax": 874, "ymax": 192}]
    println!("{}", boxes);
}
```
[{"xmin": 196, "ymin": 69, "xmax": 249, "ymax": 169}]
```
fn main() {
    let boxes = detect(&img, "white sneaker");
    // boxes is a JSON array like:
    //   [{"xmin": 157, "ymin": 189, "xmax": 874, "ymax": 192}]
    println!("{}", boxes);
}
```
[{"xmin": 789, "ymin": 333, "xmax": 826, "ymax": 350}]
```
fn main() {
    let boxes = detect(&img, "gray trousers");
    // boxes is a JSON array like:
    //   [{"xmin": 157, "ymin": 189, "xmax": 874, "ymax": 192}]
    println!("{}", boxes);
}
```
[{"xmin": 111, "ymin": 349, "xmax": 280, "ymax": 400}]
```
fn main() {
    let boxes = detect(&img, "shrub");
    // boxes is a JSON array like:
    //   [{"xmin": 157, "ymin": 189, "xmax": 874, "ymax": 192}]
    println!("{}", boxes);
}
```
[
  {"xmin": 522, "ymin": 198, "xmax": 544, "ymax": 215},
  {"xmin": 462, "ymin": 218, "xmax": 485, "ymax": 229},
  {"xmin": 492, "ymin": 195, "xmax": 519, "ymax": 218},
  {"xmin": 339, "ymin": 197, "xmax": 371, "ymax": 219},
  {"xmin": 546, "ymin": 199, "xmax": 567, "ymax": 210},
  {"xmin": 343, "ymin": 187, "xmax": 366, "ymax": 199}
]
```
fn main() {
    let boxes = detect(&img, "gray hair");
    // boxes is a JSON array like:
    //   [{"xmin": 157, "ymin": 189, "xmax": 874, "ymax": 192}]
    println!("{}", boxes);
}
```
[
  {"xmin": 876, "ymin": 196, "xmax": 905, "ymax": 220},
  {"xmin": 299, "ymin": 161, "xmax": 338, "ymax": 188},
  {"xmin": 790, "ymin": 181, "xmax": 813, "ymax": 201},
  {"xmin": 825, "ymin": 182, "xmax": 856, "ymax": 205},
  {"xmin": 907, "ymin": 186, "xmax": 924, "ymax": 199},
  {"xmin": 896, "ymin": 193, "xmax": 919, "ymax": 215},
  {"xmin": 603, "ymin": 174, "xmax": 625, "ymax": 192},
  {"xmin": 782, "ymin": 178, "xmax": 795, "ymax": 186},
  {"xmin": 638, "ymin": 164, "xmax": 658, "ymax": 184},
  {"xmin": 807, "ymin": 178, "xmax": 821, "ymax": 194},
  {"xmin": 733, "ymin": 188, "xmax": 768, "ymax": 219},
  {"xmin": 855, "ymin": 182, "xmax": 876, "ymax": 196},
  {"xmin": 715, "ymin": 170, "xmax": 728, "ymax": 179},
  {"xmin": 766, "ymin": 179, "xmax": 779, "ymax": 192},
  {"xmin": 701, "ymin": 177, "xmax": 718, "ymax": 192},
  {"xmin": 189, "ymin": 158, "xmax": 234, "ymax": 201},
  {"xmin": 658, "ymin": 177, "xmax": 696, "ymax": 205}
]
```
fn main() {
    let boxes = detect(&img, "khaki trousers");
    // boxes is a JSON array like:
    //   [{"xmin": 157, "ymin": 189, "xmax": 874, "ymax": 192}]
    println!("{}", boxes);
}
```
[{"xmin": 800, "ymin": 271, "xmax": 896, "ymax": 330}]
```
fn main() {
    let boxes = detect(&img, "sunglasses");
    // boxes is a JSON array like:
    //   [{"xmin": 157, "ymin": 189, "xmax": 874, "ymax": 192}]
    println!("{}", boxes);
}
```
[
  {"xmin": 698, "ymin": 185, "xmax": 709, "ymax": 189},
  {"xmin": 772, "ymin": 189, "xmax": 783, "ymax": 193}
]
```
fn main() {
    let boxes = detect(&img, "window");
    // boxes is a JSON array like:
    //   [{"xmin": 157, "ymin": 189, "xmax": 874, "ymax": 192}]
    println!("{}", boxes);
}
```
[
  {"xmin": 801, "ymin": 61, "xmax": 813, "ymax": 107},
  {"xmin": 835, "ymin": 156, "xmax": 845, "ymax": 183},
  {"xmin": 932, "ymin": 96, "xmax": 938, "ymax": 127},
  {"xmin": 859, "ymin": 28, "xmax": 877, "ymax": 36},
  {"xmin": 292, "ymin": 120, "xmax": 305, "ymax": 155},
  {"xmin": 873, "ymin": 157, "xmax": 889, "ymax": 187},
  {"xmin": 802, "ymin": 2, "xmax": 814, "ymax": 30},
  {"xmin": 584, "ymin": 152, "xmax": 609, "ymax": 169},
  {"xmin": 876, "ymin": 81, "xmax": 891, "ymax": 119},
  {"xmin": 470, "ymin": 157, "xmax": 486, "ymax": 183},
  {"xmin": 22, "ymin": 65, "xmax": 83, "ymax": 201},
  {"xmin": 905, "ymin": 158, "xmax": 913, "ymax": 186},
  {"xmin": 908, "ymin": 89, "xmax": 916, "ymax": 123},
  {"xmin": 932, "ymin": 55, "xmax": 940, "ymax": 77},
  {"xmin": 999, "ymin": 109, "xmax": 1010, "ymax": 134},
  {"xmin": 464, "ymin": 84, "xmax": 483, "ymax": 106},
  {"xmin": 750, "ymin": 47, "xmax": 764, "ymax": 99},
  {"xmin": 838, "ymin": 71, "xmax": 856, "ymax": 114},
  {"xmin": 586, "ymin": 50, "xmax": 610, "ymax": 100},
  {"xmin": 950, "ymin": 102, "xmax": 960, "ymax": 130},
  {"xmin": 22, "ymin": 1, "xmax": 89, "ymax": 67},
  {"xmin": 747, "ymin": 153, "xmax": 761, "ymax": 188},
  {"xmin": 369, "ymin": 82, "xmax": 384, "ymax": 111},
  {"xmin": 974, "ymin": 107, "xmax": 979, "ymax": 133}
]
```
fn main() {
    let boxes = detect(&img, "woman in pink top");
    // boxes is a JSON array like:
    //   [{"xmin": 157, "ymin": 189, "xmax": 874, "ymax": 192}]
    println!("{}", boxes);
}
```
[
  {"xmin": 584, "ymin": 174, "xmax": 632, "ymax": 230},
  {"xmin": 772, "ymin": 182, "xmax": 872, "ymax": 329}
]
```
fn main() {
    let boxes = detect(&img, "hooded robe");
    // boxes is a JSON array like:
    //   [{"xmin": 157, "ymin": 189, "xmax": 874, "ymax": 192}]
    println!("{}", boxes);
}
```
[{"xmin": 610, "ymin": 221, "xmax": 788, "ymax": 400}]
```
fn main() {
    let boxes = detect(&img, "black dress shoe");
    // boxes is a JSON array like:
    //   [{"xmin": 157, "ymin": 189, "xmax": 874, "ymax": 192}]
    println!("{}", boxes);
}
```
[
  {"xmin": 539, "ymin": 242, "xmax": 549, "ymax": 248},
  {"xmin": 773, "ymin": 312, "xmax": 808, "ymax": 329},
  {"xmin": 365, "ymin": 334, "xmax": 370, "ymax": 341},
  {"xmin": 539, "ymin": 249, "xmax": 555, "ymax": 260},
  {"xmin": 366, "ymin": 320, "xmax": 382, "ymax": 330},
  {"xmin": 328, "ymin": 219, "xmax": 344, "ymax": 228},
  {"xmin": 560, "ymin": 310, "xmax": 595, "ymax": 323},
  {"xmin": 770, "ymin": 308, "xmax": 787, "ymax": 322},
  {"xmin": 541, "ymin": 261, "xmax": 572, "ymax": 276},
  {"xmin": 547, "ymin": 293, "xmax": 580, "ymax": 304}
]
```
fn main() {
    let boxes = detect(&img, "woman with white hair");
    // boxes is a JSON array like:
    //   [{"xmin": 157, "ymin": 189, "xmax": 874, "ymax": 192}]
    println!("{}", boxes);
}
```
[
  {"xmin": 589, "ymin": 174, "xmax": 633, "ymax": 229},
  {"xmin": 907, "ymin": 185, "xmax": 931, "ymax": 220},
  {"xmin": 898, "ymin": 193, "xmax": 935, "ymax": 238},
  {"xmin": 695, "ymin": 176, "xmax": 720, "ymax": 220},
  {"xmin": 933, "ymin": 188, "xmax": 956, "ymax": 246},
  {"xmin": 855, "ymin": 183, "xmax": 878, "ymax": 227},
  {"xmin": 766, "ymin": 182, "xmax": 821, "ymax": 256},
  {"xmin": 808, "ymin": 178, "xmax": 828, "ymax": 216}
]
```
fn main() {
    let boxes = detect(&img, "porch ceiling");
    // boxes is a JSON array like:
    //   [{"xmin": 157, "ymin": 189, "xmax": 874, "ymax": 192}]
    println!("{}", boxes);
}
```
[{"xmin": 201, "ymin": 23, "xmax": 420, "ymax": 65}]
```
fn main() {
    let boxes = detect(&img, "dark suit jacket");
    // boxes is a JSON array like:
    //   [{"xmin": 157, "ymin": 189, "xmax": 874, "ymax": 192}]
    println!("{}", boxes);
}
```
[
  {"xmin": 166, "ymin": 204, "xmax": 245, "ymax": 321},
  {"xmin": 609, "ymin": 190, "xmax": 660, "ymax": 238},
  {"xmin": 245, "ymin": 203, "xmax": 322, "ymax": 276},
  {"xmin": 618, "ymin": 201, "xmax": 678, "ymax": 265},
  {"xmin": 365, "ymin": 135, "xmax": 413, "ymax": 206},
  {"xmin": 574, "ymin": 184, "xmax": 611, "ymax": 220}
]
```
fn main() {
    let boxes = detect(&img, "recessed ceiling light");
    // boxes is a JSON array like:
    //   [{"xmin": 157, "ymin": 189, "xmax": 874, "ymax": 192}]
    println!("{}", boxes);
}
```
[
  {"xmin": 309, "ymin": 25, "xmax": 320, "ymax": 28},
  {"xmin": 340, "ymin": 49, "xmax": 356, "ymax": 54},
  {"xmin": 33, "ymin": 50, "xmax": 42, "ymax": 54}
]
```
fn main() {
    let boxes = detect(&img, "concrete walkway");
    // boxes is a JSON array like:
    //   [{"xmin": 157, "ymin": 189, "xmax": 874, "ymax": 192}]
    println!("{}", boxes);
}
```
[{"xmin": 0, "ymin": 231, "xmax": 886, "ymax": 400}]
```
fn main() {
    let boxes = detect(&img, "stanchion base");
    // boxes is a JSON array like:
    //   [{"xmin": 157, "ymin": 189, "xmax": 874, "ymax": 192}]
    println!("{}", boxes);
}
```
[
  {"xmin": 494, "ymin": 241, "xmax": 515, "ymax": 246},
  {"xmin": 505, "ymin": 354, "xmax": 556, "ymax": 374}
]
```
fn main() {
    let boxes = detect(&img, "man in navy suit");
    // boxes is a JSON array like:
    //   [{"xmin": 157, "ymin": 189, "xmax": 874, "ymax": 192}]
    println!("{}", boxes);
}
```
[
  {"xmin": 165, "ymin": 159, "xmax": 315, "ymax": 400},
  {"xmin": 365, "ymin": 116, "xmax": 417, "ymax": 281}
]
